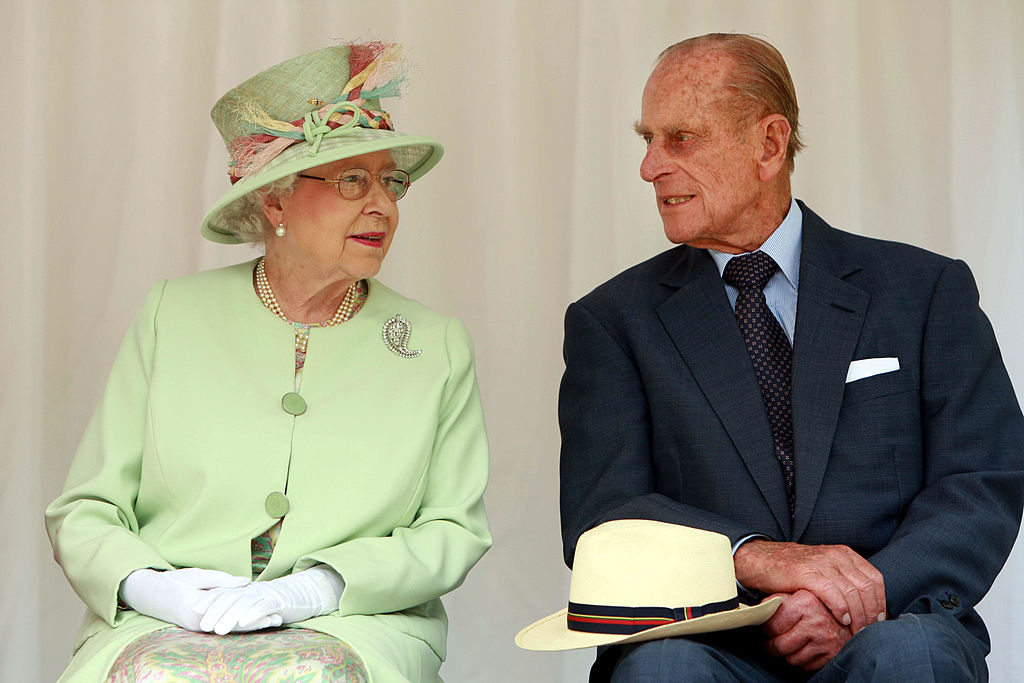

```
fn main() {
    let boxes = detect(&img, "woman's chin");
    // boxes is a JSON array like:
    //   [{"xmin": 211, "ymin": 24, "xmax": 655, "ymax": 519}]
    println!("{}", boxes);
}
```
[{"xmin": 338, "ymin": 258, "xmax": 383, "ymax": 282}]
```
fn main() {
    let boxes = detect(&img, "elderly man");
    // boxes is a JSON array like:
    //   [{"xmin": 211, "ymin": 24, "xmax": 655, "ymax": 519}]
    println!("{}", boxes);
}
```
[{"xmin": 559, "ymin": 33, "xmax": 1024, "ymax": 681}]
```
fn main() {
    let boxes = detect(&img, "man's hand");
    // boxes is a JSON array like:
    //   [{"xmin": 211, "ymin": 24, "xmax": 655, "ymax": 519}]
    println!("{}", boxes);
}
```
[
  {"xmin": 734, "ymin": 540, "xmax": 886, "ymax": 635},
  {"xmin": 762, "ymin": 590, "xmax": 851, "ymax": 671}
]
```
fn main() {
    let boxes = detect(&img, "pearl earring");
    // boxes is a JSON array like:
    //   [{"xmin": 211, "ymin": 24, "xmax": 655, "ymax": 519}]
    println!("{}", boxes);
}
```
[{"xmin": 276, "ymin": 223, "xmax": 286, "ymax": 237}]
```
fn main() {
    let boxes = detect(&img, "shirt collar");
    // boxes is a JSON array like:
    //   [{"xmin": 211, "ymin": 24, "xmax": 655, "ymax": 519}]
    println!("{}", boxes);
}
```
[{"xmin": 708, "ymin": 198, "xmax": 802, "ymax": 290}]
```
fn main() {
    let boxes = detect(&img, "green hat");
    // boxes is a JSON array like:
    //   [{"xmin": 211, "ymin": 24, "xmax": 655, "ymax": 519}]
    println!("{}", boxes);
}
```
[{"xmin": 200, "ymin": 43, "xmax": 443, "ymax": 244}]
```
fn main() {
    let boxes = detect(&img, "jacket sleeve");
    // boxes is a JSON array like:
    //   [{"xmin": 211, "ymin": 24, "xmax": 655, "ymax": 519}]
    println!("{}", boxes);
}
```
[
  {"xmin": 297, "ymin": 317, "xmax": 492, "ymax": 615},
  {"xmin": 559, "ymin": 300, "xmax": 765, "ymax": 568},
  {"xmin": 868, "ymin": 259, "xmax": 1024, "ymax": 618},
  {"xmin": 44, "ymin": 282, "xmax": 175, "ymax": 626}
]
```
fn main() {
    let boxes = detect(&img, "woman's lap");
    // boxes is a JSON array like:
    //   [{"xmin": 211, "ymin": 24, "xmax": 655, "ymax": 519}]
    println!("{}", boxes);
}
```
[{"xmin": 107, "ymin": 627, "xmax": 368, "ymax": 682}]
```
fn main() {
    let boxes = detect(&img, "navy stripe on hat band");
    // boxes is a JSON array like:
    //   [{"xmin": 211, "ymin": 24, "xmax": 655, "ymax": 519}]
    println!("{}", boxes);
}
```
[{"xmin": 567, "ymin": 597, "xmax": 740, "ymax": 635}]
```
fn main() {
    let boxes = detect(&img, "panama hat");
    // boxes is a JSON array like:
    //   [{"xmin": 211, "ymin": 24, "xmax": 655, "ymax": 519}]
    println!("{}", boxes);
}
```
[
  {"xmin": 515, "ymin": 520, "xmax": 781, "ymax": 651},
  {"xmin": 200, "ymin": 43, "xmax": 443, "ymax": 244}
]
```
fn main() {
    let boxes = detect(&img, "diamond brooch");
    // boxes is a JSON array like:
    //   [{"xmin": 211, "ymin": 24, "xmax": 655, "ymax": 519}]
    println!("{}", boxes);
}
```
[{"xmin": 383, "ymin": 314, "xmax": 422, "ymax": 358}]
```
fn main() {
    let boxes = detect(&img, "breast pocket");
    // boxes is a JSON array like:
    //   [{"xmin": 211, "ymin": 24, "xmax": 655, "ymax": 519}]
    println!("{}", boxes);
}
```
[{"xmin": 841, "ymin": 367, "xmax": 913, "ymax": 407}]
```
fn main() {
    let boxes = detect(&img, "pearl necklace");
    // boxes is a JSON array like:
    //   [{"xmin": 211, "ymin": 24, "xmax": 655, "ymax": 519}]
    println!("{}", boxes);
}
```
[{"xmin": 255, "ymin": 257, "xmax": 360, "ymax": 328}]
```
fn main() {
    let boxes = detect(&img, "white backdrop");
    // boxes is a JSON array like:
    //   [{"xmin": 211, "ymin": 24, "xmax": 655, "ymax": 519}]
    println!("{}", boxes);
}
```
[{"xmin": 3, "ymin": 1, "xmax": 1022, "ymax": 681}]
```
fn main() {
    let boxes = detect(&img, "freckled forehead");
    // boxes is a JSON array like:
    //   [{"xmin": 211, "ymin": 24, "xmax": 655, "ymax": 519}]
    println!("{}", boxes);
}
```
[{"xmin": 639, "ymin": 48, "xmax": 735, "ymax": 130}]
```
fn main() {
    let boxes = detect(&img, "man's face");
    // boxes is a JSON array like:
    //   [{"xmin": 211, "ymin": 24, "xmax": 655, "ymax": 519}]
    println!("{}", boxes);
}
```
[{"xmin": 637, "ymin": 49, "xmax": 766, "ymax": 251}]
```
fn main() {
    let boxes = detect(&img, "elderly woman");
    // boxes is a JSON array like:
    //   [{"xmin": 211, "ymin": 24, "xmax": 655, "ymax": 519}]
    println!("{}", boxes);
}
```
[{"xmin": 45, "ymin": 43, "xmax": 491, "ymax": 682}]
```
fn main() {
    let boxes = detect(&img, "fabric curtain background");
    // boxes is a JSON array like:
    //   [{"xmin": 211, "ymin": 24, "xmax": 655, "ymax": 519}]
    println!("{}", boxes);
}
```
[{"xmin": 3, "ymin": 1, "xmax": 1021, "ymax": 680}]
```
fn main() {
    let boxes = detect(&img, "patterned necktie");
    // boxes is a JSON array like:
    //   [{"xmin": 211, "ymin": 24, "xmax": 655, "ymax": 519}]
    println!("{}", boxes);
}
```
[{"xmin": 722, "ymin": 252, "xmax": 795, "ymax": 519}]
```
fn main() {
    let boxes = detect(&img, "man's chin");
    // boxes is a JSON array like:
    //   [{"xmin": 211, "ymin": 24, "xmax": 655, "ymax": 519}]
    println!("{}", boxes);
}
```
[{"xmin": 661, "ymin": 223, "xmax": 701, "ymax": 245}]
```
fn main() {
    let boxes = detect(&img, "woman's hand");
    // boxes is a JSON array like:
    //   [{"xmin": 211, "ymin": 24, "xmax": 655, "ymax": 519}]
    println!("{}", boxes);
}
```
[
  {"xmin": 196, "ymin": 565, "xmax": 345, "ymax": 635},
  {"xmin": 118, "ymin": 568, "xmax": 251, "ymax": 631}
]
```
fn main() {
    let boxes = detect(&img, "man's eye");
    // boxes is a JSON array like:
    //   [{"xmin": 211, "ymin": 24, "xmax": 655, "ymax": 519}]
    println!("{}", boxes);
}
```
[
  {"xmin": 642, "ymin": 135, "xmax": 653, "ymax": 144},
  {"xmin": 339, "ymin": 175, "xmax": 363, "ymax": 185}
]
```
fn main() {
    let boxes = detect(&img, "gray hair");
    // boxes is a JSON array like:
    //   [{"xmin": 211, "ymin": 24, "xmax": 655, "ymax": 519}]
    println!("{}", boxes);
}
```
[{"xmin": 213, "ymin": 174, "xmax": 299, "ymax": 244}]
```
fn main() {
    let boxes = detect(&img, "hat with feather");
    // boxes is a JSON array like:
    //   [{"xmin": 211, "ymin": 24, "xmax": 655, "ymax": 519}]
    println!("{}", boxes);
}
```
[{"xmin": 201, "ymin": 42, "xmax": 443, "ymax": 244}]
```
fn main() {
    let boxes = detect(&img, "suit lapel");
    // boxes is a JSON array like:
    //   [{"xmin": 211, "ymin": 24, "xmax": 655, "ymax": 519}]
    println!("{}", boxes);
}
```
[
  {"xmin": 657, "ymin": 249, "xmax": 792, "ymax": 536},
  {"xmin": 791, "ymin": 205, "xmax": 870, "ymax": 539}
]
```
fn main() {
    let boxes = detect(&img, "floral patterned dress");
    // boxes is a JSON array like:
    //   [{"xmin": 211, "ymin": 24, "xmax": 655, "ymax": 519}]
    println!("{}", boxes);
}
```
[{"xmin": 106, "ymin": 282, "xmax": 370, "ymax": 683}]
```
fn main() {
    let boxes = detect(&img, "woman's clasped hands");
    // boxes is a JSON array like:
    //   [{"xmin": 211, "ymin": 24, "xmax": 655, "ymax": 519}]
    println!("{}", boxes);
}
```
[{"xmin": 120, "ymin": 565, "xmax": 345, "ymax": 635}]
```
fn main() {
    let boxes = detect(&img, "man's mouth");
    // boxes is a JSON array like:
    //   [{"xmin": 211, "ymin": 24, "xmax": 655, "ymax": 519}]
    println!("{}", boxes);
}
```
[{"xmin": 663, "ymin": 195, "xmax": 694, "ymax": 205}]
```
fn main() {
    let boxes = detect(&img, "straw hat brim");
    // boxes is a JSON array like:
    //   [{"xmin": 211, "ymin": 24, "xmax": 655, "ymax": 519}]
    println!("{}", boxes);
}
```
[
  {"xmin": 200, "ymin": 128, "xmax": 443, "ymax": 244},
  {"xmin": 515, "ymin": 596, "xmax": 782, "ymax": 652}
]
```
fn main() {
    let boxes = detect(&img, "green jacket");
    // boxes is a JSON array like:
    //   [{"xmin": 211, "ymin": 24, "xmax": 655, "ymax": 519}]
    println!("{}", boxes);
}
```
[{"xmin": 46, "ymin": 260, "xmax": 492, "ymax": 682}]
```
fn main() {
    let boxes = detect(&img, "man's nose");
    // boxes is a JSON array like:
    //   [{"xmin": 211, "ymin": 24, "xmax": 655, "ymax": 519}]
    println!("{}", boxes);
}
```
[{"xmin": 640, "ymin": 141, "xmax": 670, "ymax": 183}]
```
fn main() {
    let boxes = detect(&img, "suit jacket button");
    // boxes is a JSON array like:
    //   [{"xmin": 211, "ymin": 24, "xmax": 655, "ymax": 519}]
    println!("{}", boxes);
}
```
[
  {"xmin": 265, "ymin": 491, "xmax": 290, "ymax": 518},
  {"xmin": 281, "ymin": 392, "xmax": 307, "ymax": 416}
]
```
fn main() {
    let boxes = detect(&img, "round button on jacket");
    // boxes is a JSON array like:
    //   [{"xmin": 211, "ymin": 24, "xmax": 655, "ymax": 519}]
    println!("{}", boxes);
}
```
[
  {"xmin": 281, "ymin": 392, "xmax": 307, "ymax": 415},
  {"xmin": 265, "ymin": 491, "xmax": 290, "ymax": 518}
]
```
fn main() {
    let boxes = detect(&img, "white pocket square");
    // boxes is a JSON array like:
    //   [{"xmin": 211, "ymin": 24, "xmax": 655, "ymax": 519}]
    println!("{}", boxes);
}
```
[{"xmin": 846, "ymin": 357, "xmax": 900, "ymax": 383}]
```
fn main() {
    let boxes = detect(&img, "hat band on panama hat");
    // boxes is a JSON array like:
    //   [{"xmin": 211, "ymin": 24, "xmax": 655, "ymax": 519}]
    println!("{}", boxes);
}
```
[{"xmin": 567, "ymin": 597, "xmax": 740, "ymax": 636}]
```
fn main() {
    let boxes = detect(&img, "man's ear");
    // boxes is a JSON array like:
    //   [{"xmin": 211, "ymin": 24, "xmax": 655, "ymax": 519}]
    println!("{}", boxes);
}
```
[{"xmin": 757, "ymin": 114, "xmax": 791, "ymax": 181}]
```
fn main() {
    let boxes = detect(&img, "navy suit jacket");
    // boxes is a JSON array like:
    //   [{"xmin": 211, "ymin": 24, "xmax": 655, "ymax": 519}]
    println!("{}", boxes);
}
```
[{"xmin": 559, "ymin": 202, "xmax": 1024, "ymax": 647}]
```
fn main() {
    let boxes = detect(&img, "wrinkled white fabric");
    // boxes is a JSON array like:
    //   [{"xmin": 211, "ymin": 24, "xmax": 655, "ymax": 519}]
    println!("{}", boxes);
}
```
[
  {"xmin": 118, "ymin": 568, "xmax": 251, "ymax": 632},
  {"xmin": 197, "ymin": 565, "xmax": 346, "ymax": 635}
]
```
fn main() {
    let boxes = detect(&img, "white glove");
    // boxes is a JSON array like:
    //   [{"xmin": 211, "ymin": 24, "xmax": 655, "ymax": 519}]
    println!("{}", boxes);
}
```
[
  {"xmin": 196, "ymin": 565, "xmax": 345, "ymax": 635},
  {"xmin": 119, "ymin": 567, "xmax": 251, "ymax": 632}
]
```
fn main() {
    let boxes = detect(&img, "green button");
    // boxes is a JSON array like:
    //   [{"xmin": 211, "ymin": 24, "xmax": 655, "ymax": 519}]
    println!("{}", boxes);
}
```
[
  {"xmin": 265, "ymin": 491, "xmax": 289, "ymax": 518},
  {"xmin": 281, "ymin": 392, "xmax": 307, "ymax": 416}
]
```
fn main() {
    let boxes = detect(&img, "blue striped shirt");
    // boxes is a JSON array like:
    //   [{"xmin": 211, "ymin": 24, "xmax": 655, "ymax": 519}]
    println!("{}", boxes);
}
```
[{"xmin": 708, "ymin": 198, "xmax": 802, "ymax": 344}]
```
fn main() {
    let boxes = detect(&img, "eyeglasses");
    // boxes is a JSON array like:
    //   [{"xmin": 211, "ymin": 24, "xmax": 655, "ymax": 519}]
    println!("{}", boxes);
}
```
[{"xmin": 297, "ymin": 168, "xmax": 412, "ymax": 201}]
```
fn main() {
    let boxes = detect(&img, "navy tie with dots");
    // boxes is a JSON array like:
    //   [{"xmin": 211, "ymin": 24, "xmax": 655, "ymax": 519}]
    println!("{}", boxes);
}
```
[{"xmin": 722, "ymin": 251, "xmax": 795, "ymax": 520}]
